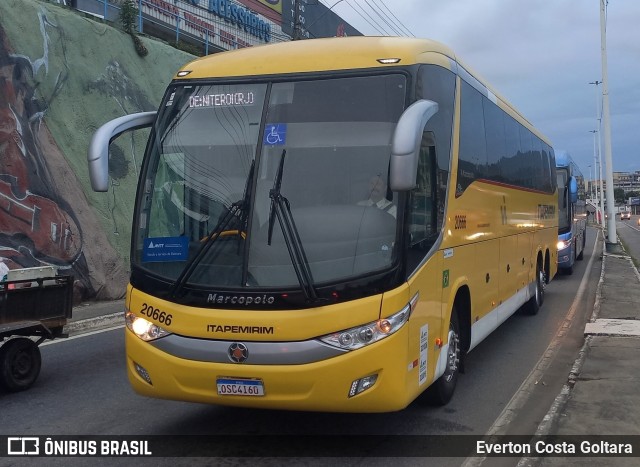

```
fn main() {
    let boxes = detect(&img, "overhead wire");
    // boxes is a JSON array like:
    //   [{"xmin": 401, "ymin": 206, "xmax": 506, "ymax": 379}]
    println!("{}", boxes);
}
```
[
  {"xmin": 370, "ymin": 0, "xmax": 414, "ymax": 36},
  {"xmin": 318, "ymin": 0, "xmax": 414, "ymax": 37},
  {"xmin": 363, "ymin": 0, "xmax": 405, "ymax": 36},
  {"xmin": 345, "ymin": 0, "xmax": 393, "ymax": 35}
]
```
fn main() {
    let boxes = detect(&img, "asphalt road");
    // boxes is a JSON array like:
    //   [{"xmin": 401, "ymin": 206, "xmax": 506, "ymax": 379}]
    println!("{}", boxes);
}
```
[
  {"xmin": 616, "ymin": 216, "xmax": 640, "ymax": 263},
  {"xmin": 0, "ymin": 227, "xmax": 603, "ymax": 467}
]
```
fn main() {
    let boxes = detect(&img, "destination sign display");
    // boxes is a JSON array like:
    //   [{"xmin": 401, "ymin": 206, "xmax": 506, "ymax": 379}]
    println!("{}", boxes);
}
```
[{"xmin": 189, "ymin": 91, "xmax": 256, "ymax": 108}]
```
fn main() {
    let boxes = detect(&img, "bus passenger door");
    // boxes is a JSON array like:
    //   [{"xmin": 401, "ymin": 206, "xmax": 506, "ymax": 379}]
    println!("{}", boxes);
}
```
[{"xmin": 406, "ymin": 137, "xmax": 445, "ymax": 395}]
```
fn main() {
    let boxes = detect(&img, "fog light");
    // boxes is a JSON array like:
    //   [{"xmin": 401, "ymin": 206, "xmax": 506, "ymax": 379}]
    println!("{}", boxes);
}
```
[
  {"xmin": 134, "ymin": 362, "xmax": 153, "ymax": 385},
  {"xmin": 348, "ymin": 374, "xmax": 378, "ymax": 397}
]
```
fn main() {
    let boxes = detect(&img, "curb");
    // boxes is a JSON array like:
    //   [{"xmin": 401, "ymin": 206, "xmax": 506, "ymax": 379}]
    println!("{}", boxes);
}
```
[
  {"xmin": 64, "ymin": 312, "xmax": 124, "ymax": 335},
  {"xmin": 516, "ymin": 230, "xmax": 607, "ymax": 467}
]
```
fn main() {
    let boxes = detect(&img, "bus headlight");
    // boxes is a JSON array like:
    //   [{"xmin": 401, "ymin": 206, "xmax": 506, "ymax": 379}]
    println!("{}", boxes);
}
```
[
  {"xmin": 125, "ymin": 311, "xmax": 171, "ymax": 341},
  {"xmin": 318, "ymin": 304, "xmax": 411, "ymax": 350},
  {"xmin": 557, "ymin": 240, "xmax": 571, "ymax": 251}
]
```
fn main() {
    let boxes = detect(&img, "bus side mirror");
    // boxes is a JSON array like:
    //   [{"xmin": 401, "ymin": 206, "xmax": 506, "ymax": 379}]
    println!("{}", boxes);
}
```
[
  {"xmin": 87, "ymin": 111, "xmax": 157, "ymax": 192},
  {"xmin": 389, "ymin": 100, "xmax": 439, "ymax": 191},
  {"xmin": 568, "ymin": 176, "xmax": 578, "ymax": 204}
]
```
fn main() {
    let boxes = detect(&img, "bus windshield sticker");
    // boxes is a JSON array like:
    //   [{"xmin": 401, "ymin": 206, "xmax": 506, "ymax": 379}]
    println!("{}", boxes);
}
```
[
  {"xmin": 142, "ymin": 236, "xmax": 188, "ymax": 262},
  {"xmin": 166, "ymin": 91, "xmax": 175, "ymax": 107},
  {"xmin": 263, "ymin": 123, "xmax": 287, "ymax": 146},
  {"xmin": 443, "ymin": 248, "xmax": 454, "ymax": 259}
]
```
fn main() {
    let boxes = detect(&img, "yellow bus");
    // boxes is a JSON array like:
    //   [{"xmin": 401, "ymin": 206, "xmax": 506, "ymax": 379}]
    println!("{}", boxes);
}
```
[{"xmin": 88, "ymin": 37, "xmax": 557, "ymax": 412}]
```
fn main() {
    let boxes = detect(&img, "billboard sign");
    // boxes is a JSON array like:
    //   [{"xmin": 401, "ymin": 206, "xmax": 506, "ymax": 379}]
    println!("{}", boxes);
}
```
[{"xmin": 282, "ymin": 0, "xmax": 362, "ymax": 39}]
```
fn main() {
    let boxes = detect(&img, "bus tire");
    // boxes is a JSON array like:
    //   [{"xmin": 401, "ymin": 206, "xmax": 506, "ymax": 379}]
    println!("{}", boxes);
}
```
[
  {"xmin": 577, "ymin": 233, "xmax": 585, "ymax": 261},
  {"xmin": 524, "ymin": 259, "xmax": 544, "ymax": 315},
  {"xmin": 566, "ymin": 247, "xmax": 575, "ymax": 275},
  {"xmin": 0, "ymin": 338, "xmax": 42, "ymax": 392},
  {"xmin": 425, "ymin": 310, "xmax": 460, "ymax": 406}
]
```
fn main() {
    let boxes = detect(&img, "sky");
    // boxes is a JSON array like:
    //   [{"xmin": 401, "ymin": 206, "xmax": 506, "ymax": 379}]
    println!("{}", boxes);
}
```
[{"xmin": 326, "ymin": 0, "xmax": 640, "ymax": 178}]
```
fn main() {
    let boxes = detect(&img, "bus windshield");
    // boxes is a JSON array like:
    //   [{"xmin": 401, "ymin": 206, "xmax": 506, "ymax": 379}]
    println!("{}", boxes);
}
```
[{"xmin": 134, "ymin": 74, "xmax": 407, "ymax": 290}]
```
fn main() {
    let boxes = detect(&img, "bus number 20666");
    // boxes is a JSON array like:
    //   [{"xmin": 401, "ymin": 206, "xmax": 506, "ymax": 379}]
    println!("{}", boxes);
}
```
[{"xmin": 139, "ymin": 303, "xmax": 173, "ymax": 325}]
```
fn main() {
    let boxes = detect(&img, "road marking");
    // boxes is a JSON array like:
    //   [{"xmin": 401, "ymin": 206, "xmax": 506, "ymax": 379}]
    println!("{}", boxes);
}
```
[
  {"xmin": 618, "ymin": 219, "xmax": 640, "ymax": 232},
  {"xmin": 39, "ymin": 325, "xmax": 124, "ymax": 346}
]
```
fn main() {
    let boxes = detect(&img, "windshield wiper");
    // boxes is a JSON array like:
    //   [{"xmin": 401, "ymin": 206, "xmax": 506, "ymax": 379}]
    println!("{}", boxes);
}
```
[
  {"xmin": 267, "ymin": 150, "xmax": 319, "ymax": 302},
  {"xmin": 169, "ymin": 161, "xmax": 255, "ymax": 299}
]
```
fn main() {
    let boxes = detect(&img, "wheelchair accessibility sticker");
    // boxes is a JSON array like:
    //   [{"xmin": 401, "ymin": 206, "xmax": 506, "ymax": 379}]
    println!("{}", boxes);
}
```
[
  {"xmin": 143, "ymin": 236, "xmax": 188, "ymax": 262},
  {"xmin": 263, "ymin": 123, "xmax": 287, "ymax": 146}
]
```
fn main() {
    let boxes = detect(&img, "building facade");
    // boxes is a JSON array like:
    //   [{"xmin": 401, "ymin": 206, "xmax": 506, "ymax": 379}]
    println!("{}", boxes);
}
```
[{"xmin": 70, "ymin": 0, "xmax": 361, "ymax": 55}]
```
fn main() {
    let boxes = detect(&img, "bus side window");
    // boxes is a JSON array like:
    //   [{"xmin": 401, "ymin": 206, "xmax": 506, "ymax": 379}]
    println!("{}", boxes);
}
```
[{"xmin": 407, "ymin": 132, "xmax": 438, "ymax": 271}]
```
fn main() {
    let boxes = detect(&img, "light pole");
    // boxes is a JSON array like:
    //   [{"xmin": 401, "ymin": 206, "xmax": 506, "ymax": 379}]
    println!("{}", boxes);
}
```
[
  {"xmin": 588, "ymin": 165, "xmax": 593, "ymax": 201},
  {"xmin": 589, "ymin": 130, "xmax": 601, "ymax": 225},
  {"xmin": 589, "ymin": 79, "xmax": 606, "ymax": 229},
  {"xmin": 599, "ymin": 0, "xmax": 616, "ymax": 243}
]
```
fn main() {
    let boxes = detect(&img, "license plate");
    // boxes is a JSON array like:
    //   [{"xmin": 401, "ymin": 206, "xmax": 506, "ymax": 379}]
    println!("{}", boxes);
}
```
[{"xmin": 217, "ymin": 378, "xmax": 265, "ymax": 396}]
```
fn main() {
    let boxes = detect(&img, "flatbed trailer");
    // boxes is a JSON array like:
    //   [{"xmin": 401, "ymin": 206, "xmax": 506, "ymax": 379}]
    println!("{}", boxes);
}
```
[{"xmin": 0, "ymin": 274, "xmax": 74, "ymax": 392}]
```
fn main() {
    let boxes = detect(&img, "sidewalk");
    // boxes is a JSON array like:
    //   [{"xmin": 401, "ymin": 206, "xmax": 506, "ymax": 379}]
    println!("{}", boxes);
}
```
[
  {"xmin": 528, "ymin": 237, "xmax": 640, "ymax": 466},
  {"xmin": 65, "ymin": 298, "xmax": 124, "ymax": 335}
]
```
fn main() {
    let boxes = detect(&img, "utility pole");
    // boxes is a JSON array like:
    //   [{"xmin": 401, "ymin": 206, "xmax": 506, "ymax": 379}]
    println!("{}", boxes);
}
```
[
  {"xmin": 599, "ymin": 0, "xmax": 616, "ymax": 243},
  {"xmin": 589, "ymin": 130, "xmax": 604, "ymax": 225},
  {"xmin": 292, "ymin": 0, "xmax": 300, "ymax": 40},
  {"xmin": 589, "ymin": 81, "xmax": 603, "ymax": 226}
]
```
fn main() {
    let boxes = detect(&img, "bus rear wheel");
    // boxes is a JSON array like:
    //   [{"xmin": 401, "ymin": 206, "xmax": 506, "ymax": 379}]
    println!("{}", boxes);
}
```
[
  {"xmin": 524, "ymin": 259, "xmax": 545, "ymax": 315},
  {"xmin": 425, "ymin": 310, "xmax": 460, "ymax": 406}
]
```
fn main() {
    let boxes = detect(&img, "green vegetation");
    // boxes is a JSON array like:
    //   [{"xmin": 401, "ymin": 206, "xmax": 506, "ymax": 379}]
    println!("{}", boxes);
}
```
[
  {"xmin": 119, "ymin": 0, "xmax": 148, "ymax": 57},
  {"xmin": 174, "ymin": 40, "xmax": 205, "ymax": 56}
]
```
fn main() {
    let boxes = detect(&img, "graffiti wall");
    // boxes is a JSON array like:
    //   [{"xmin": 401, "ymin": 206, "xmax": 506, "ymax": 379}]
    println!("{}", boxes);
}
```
[{"xmin": 0, "ymin": 0, "xmax": 194, "ymax": 301}]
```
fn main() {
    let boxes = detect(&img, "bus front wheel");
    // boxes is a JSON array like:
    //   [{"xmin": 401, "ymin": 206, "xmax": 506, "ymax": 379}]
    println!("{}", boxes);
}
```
[
  {"xmin": 577, "ymin": 233, "xmax": 585, "ymax": 261},
  {"xmin": 425, "ymin": 310, "xmax": 460, "ymax": 406}
]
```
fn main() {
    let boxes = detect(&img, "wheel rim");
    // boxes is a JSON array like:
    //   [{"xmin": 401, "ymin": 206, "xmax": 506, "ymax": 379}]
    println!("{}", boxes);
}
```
[
  {"xmin": 443, "ymin": 326, "xmax": 460, "ymax": 383},
  {"xmin": 536, "ymin": 267, "xmax": 545, "ymax": 304},
  {"xmin": 11, "ymin": 349, "xmax": 34, "ymax": 379}
]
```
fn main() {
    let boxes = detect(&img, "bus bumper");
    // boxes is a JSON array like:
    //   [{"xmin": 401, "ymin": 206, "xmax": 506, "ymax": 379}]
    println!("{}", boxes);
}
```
[
  {"xmin": 125, "ymin": 326, "xmax": 414, "ymax": 413},
  {"xmin": 557, "ymin": 249, "xmax": 571, "ymax": 268}
]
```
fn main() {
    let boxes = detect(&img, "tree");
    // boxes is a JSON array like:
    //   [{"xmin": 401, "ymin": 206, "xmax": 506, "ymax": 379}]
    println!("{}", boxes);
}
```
[
  {"xmin": 119, "ymin": 0, "xmax": 148, "ymax": 57},
  {"xmin": 119, "ymin": 0, "xmax": 137, "ymax": 33},
  {"xmin": 614, "ymin": 187, "xmax": 625, "ymax": 204}
]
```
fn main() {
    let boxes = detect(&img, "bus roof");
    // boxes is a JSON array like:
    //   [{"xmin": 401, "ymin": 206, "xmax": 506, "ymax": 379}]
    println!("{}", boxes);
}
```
[
  {"xmin": 555, "ymin": 150, "xmax": 583, "ymax": 178},
  {"xmin": 176, "ymin": 37, "xmax": 457, "ymax": 79},
  {"xmin": 555, "ymin": 150, "xmax": 572, "ymax": 168}
]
